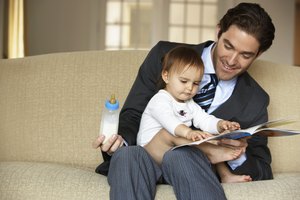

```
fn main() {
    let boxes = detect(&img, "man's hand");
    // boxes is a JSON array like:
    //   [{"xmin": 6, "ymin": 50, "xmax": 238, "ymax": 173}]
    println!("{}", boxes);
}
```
[
  {"xmin": 92, "ymin": 134, "xmax": 124, "ymax": 155},
  {"xmin": 218, "ymin": 137, "xmax": 249, "ymax": 154}
]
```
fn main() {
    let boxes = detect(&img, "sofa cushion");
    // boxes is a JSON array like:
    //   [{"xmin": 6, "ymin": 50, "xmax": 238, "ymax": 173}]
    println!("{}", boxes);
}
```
[
  {"xmin": 0, "ymin": 51, "xmax": 148, "ymax": 169},
  {"xmin": 248, "ymin": 60, "xmax": 300, "ymax": 172},
  {"xmin": 1, "ymin": 161, "xmax": 300, "ymax": 200},
  {"xmin": 0, "ymin": 161, "xmax": 110, "ymax": 200},
  {"xmin": 222, "ymin": 173, "xmax": 300, "ymax": 200},
  {"xmin": 0, "ymin": 161, "xmax": 177, "ymax": 200}
]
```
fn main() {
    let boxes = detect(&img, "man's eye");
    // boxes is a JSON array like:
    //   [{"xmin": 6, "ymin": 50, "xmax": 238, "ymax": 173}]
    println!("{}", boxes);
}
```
[
  {"xmin": 242, "ymin": 54, "xmax": 252, "ymax": 59},
  {"xmin": 224, "ymin": 44, "xmax": 232, "ymax": 50}
]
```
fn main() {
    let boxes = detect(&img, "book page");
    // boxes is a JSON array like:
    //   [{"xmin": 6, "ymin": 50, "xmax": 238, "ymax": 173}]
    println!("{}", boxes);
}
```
[
  {"xmin": 172, "ymin": 118, "xmax": 299, "ymax": 150},
  {"xmin": 256, "ymin": 128, "xmax": 300, "ymax": 137}
]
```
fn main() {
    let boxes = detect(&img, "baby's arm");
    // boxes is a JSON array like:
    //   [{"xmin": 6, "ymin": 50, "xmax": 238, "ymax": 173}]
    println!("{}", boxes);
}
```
[
  {"xmin": 175, "ymin": 124, "xmax": 212, "ymax": 141},
  {"xmin": 217, "ymin": 120, "xmax": 240, "ymax": 133}
]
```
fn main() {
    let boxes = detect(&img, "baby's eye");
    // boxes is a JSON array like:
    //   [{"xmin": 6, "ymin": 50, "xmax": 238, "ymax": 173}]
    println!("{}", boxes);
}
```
[
  {"xmin": 193, "ymin": 82, "xmax": 200, "ymax": 86},
  {"xmin": 180, "ymin": 80, "xmax": 187, "ymax": 83}
]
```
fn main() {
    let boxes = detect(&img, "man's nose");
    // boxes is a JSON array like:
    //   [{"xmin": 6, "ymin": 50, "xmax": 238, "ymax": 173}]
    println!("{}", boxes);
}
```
[{"xmin": 228, "ymin": 52, "xmax": 238, "ymax": 66}]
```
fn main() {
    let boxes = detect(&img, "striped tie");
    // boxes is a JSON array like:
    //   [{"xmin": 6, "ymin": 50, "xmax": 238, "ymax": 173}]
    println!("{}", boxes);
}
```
[{"xmin": 194, "ymin": 74, "xmax": 218, "ymax": 112}]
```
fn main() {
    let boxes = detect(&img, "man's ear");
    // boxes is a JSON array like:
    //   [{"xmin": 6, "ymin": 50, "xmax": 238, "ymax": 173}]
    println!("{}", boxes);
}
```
[{"xmin": 162, "ymin": 70, "xmax": 169, "ymax": 84}]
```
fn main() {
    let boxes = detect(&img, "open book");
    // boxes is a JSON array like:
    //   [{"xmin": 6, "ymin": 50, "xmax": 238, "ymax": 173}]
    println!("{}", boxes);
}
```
[{"xmin": 172, "ymin": 119, "xmax": 300, "ymax": 150}]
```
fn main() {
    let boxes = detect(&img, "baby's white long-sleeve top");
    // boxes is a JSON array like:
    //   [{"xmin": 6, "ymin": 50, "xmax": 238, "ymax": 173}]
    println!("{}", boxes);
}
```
[{"xmin": 137, "ymin": 89, "xmax": 221, "ymax": 146}]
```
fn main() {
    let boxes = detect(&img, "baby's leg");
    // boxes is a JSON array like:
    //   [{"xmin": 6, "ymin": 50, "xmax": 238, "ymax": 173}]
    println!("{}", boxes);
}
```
[
  {"xmin": 144, "ymin": 128, "xmax": 195, "ymax": 164},
  {"xmin": 144, "ymin": 129, "xmax": 175, "ymax": 165},
  {"xmin": 195, "ymin": 142, "xmax": 242, "ymax": 164},
  {"xmin": 216, "ymin": 162, "xmax": 252, "ymax": 183}
]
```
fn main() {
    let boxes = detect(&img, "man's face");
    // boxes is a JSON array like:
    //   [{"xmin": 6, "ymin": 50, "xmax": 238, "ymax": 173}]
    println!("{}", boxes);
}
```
[{"xmin": 212, "ymin": 25, "xmax": 261, "ymax": 81}]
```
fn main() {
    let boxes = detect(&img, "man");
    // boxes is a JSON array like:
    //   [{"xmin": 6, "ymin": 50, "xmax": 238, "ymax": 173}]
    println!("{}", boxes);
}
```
[{"xmin": 93, "ymin": 2, "xmax": 275, "ymax": 199}]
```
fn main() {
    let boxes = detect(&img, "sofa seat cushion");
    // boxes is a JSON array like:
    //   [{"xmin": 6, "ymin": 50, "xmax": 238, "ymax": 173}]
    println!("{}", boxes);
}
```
[
  {"xmin": 0, "ymin": 161, "xmax": 110, "ymax": 200},
  {"xmin": 1, "ymin": 161, "xmax": 300, "ymax": 200},
  {"xmin": 223, "ymin": 172, "xmax": 300, "ymax": 200},
  {"xmin": 0, "ymin": 161, "xmax": 177, "ymax": 200}
]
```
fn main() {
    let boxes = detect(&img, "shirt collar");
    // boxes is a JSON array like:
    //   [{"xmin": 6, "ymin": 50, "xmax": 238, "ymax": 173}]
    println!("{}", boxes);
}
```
[{"xmin": 201, "ymin": 42, "xmax": 216, "ymax": 74}]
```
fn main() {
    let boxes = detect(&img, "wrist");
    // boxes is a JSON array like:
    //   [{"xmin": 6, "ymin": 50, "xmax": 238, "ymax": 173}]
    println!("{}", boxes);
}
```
[
  {"xmin": 185, "ymin": 129, "xmax": 193, "ymax": 139},
  {"xmin": 175, "ymin": 124, "xmax": 192, "ymax": 138}
]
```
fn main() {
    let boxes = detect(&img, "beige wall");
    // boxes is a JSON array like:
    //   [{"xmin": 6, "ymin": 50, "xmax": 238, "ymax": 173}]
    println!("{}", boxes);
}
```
[
  {"xmin": 24, "ymin": 0, "xmax": 296, "ymax": 65},
  {"xmin": 250, "ymin": 0, "xmax": 295, "ymax": 65},
  {"xmin": 25, "ymin": 0, "xmax": 101, "ymax": 56}
]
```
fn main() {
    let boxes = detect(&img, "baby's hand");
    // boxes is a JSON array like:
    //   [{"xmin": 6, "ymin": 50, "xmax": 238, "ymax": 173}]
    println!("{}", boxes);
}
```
[
  {"xmin": 227, "ymin": 121, "xmax": 241, "ymax": 130},
  {"xmin": 218, "ymin": 120, "xmax": 241, "ymax": 133},
  {"xmin": 186, "ymin": 130, "xmax": 212, "ymax": 141}
]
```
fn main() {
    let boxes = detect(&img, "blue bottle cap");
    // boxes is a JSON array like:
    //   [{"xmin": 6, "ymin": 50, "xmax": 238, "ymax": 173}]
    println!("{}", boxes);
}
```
[{"xmin": 105, "ymin": 99, "xmax": 119, "ymax": 111}]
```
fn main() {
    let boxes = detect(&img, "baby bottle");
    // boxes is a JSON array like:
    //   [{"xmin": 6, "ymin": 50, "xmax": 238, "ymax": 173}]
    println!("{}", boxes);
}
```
[{"xmin": 99, "ymin": 94, "xmax": 120, "ymax": 144}]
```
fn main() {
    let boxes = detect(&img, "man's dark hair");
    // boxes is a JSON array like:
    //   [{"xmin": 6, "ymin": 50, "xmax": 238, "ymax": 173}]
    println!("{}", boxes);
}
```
[{"xmin": 218, "ymin": 3, "xmax": 275, "ymax": 53}]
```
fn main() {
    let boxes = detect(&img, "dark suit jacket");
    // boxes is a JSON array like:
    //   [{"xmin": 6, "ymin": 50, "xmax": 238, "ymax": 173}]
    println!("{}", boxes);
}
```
[{"xmin": 96, "ymin": 41, "xmax": 273, "ymax": 180}]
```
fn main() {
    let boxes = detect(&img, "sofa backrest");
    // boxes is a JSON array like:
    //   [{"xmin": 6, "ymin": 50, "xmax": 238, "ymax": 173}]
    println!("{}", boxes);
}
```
[
  {"xmin": 248, "ymin": 60, "xmax": 300, "ymax": 173},
  {"xmin": 0, "ymin": 51, "xmax": 299, "ymax": 173},
  {"xmin": 0, "ymin": 50, "xmax": 148, "ymax": 169}
]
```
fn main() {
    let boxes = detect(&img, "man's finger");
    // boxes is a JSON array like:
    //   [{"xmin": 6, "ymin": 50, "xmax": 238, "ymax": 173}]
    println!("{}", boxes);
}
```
[
  {"xmin": 92, "ymin": 135, "xmax": 105, "ymax": 149},
  {"xmin": 101, "ymin": 134, "xmax": 117, "ymax": 152},
  {"xmin": 108, "ymin": 135, "xmax": 124, "ymax": 154}
]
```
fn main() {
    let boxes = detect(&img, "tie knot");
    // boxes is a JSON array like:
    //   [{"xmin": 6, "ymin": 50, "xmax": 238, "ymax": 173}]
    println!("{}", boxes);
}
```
[{"xmin": 210, "ymin": 74, "xmax": 218, "ymax": 86}]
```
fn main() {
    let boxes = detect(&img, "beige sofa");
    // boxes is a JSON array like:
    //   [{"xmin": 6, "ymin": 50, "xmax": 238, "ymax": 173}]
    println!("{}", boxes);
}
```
[{"xmin": 0, "ymin": 50, "xmax": 300, "ymax": 200}]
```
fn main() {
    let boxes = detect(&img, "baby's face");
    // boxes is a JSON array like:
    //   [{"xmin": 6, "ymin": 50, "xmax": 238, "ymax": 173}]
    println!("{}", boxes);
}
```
[{"xmin": 164, "ymin": 66, "xmax": 202, "ymax": 102}]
